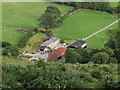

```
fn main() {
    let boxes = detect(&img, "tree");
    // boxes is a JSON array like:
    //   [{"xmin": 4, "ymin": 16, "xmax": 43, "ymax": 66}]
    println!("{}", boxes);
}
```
[
  {"xmin": 91, "ymin": 68, "xmax": 102, "ymax": 79},
  {"xmin": 91, "ymin": 52, "xmax": 109, "ymax": 64},
  {"xmin": 109, "ymin": 57, "xmax": 118, "ymax": 63},
  {"xmin": 103, "ymin": 47, "xmax": 114, "ymax": 56},
  {"xmin": 40, "ymin": 13, "xmax": 56, "ymax": 29},
  {"xmin": 39, "ymin": 6, "xmax": 61, "ymax": 29},
  {"xmin": 65, "ymin": 48, "xmax": 81, "ymax": 63},
  {"xmin": 2, "ymin": 46, "xmax": 19, "ymax": 56},
  {"xmin": 75, "ymin": 46, "xmax": 90, "ymax": 63},
  {"xmin": 60, "ymin": 39, "xmax": 65, "ymax": 43},
  {"xmin": 105, "ymin": 30, "xmax": 120, "ymax": 49},
  {"xmin": 33, "ymin": 28, "xmax": 38, "ymax": 33},
  {"xmin": 90, "ymin": 49, "xmax": 102, "ymax": 56},
  {"xmin": 113, "ymin": 48, "xmax": 120, "ymax": 62},
  {"xmin": 45, "ymin": 30, "xmax": 53, "ymax": 36},
  {"xmin": 1, "ymin": 41, "xmax": 11, "ymax": 48},
  {"xmin": 45, "ymin": 6, "xmax": 61, "ymax": 19},
  {"xmin": 114, "ymin": 6, "xmax": 120, "ymax": 14},
  {"xmin": 18, "ymin": 31, "xmax": 33, "ymax": 48}
]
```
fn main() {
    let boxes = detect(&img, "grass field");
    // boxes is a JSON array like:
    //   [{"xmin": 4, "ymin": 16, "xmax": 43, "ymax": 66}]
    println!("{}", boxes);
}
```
[
  {"xmin": 110, "ymin": 2, "xmax": 119, "ymax": 8},
  {"xmin": 53, "ymin": 10, "xmax": 118, "ymax": 49},
  {"xmin": 2, "ymin": 2, "xmax": 73, "ymax": 45},
  {"xmin": 22, "ymin": 33, "xmax": 46, "ymax": 52}
]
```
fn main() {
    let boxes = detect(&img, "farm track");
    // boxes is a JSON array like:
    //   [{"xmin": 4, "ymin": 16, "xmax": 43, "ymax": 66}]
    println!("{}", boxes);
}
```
[{"xmin": 83, "ymin": 19, "xmax": 120, "ymax": 41}]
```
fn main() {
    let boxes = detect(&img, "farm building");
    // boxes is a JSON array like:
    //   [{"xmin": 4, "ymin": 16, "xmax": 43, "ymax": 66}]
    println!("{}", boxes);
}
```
[
  {"xmin": 48, "ymin": 47, "xmax": 67, "ymax": 60},
  {"xmin": 40, "ymin": 37, "xmax": 60, "ymax": 52},
  {"xmin": 68, "ymin": 40, "xmax": 87, "ymax": 48},
  {"xmin": 44, "ymin": 36, "xmax": 53, "ymax": 41},
  {"xmin": 39, "ymin": 46, "xmax": 51, "ymax": 52}
]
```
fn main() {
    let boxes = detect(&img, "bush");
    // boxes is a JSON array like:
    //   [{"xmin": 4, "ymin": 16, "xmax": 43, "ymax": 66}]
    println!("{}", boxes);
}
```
[
  {"xmin": 17, "ymin": 31, "xmax": 33, "ymax": 48},
  {"xmin": 2, "ymin": 46, "xmax": 19, "ymax": 56},
  {"xmin": 45, "ymin": 30, "xmax": 53, "ymax": 36},
  {"xmin": 56, "ymin": 8, "xmax": 76, "ymax": 26},
  {"xmin": 91, "ymin": 52, "xmax": 110, "ymax": 64},
  {"xmin": 33, "ymin": 28, "xmax": 38, "ymax": 33},
  {"xmin": 101, "ymin": 65, "xmax": 112, "ymax": 73},
  {"xmin": 91, "ymin": 69, "xmax": 102, "ymax": 79},
  {"xmin": 1, "ymin": 41, "xmax": 11, "ymax": 48},
  {"xmin": 104, "ymin": 47, "xmax": 114, "ymax": 56},
  {"xmin": 108, "ymin": 57, "xmax": 118, "ymax": 63},
  {"xmin": 60, "ymin": 39, "xmax": 65, "ymax": 43},
  {"xmin": 65, "ymin": 48, "xmax": 81, "ymax": 64},
  {"xmin": 2, "ymin": 60, "xmax": 119, "ymax": 88}
]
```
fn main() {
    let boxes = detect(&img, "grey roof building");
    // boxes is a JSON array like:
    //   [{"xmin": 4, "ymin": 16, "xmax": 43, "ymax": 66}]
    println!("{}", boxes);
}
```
[
  {"xmin": 44, "ymin": 36, "xmax": 53, "ymax": 41},
  {"xmin": 40, "ymin": 37, "xmax": 60, "ymax": 52},
  {"xmin": 68, "ymin": 40, "xmax": 87, "ymax": 48},
  {"xmin": 41, "ymin": 37, "xmax": 60, "ymax": 46}
]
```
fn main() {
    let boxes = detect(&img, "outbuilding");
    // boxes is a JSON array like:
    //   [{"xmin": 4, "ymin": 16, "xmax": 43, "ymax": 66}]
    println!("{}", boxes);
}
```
[
  {"xmin": 40, "ymin": 37, "xmax": 60, "ymax": 52},
  {"xmin": 68, "ymin": 40, "xmax": 87, "ymax": 48}
]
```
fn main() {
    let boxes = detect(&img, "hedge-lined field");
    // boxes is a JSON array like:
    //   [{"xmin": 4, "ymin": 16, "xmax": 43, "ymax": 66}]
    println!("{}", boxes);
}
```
[
  {"xmin": 2, "ymin": 2, "xmax": 73, "ymax": 45},
  {"xmin": 53, "ymin": 10, "xmax": 118, "ymax": 49}
]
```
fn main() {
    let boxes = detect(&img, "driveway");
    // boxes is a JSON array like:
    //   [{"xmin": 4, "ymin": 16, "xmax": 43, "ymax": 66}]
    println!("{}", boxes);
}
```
[
  {"xmin": 83, "ymin": 19, "xmax": 120, "ymax": 40},
  {"xmin": 23, "ymin": 52, "xmax": 48, "ymax": 60}
]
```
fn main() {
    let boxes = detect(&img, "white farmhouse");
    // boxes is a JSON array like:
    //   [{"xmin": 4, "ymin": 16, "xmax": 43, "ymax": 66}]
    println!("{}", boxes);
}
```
[{"xmin": 40, "ymin": 37, "xmax": 60, "ymax": 52}]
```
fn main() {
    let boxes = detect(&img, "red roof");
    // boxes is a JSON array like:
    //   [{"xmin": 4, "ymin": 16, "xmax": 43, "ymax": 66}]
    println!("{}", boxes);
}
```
[{"xmin": 49, "ymin": 47, "xmax": 67, "ymax": 60}]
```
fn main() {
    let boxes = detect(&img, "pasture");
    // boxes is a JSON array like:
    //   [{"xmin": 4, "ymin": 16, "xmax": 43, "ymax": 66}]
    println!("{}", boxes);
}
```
[
  {"xmin": 53, "ymin": 10, "xmax": 118, "ymax": 49},
  {"xmin": 2, "ymin": 2, "xmax": 73, "ymax": 45},
  {"xmin": 22, "ymin": 33, "xmax": 46, "ymax": 52},
  {"xmin": 110, "ymin": 2, "xmax": 118, "ymax": 8}
]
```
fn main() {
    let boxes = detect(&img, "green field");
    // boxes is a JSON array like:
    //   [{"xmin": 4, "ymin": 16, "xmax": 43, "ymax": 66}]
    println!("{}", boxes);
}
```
[
  {"xmin": 53, "ymin": 10, "xmax": 118, "ymax": 49},
  {"xmin": 2, "ymin": 2, "xmax": 73, "ymax": 45},
  {"xmin": 110, "ymin": 2, "xmax": 119, "ymax": 8},
  {"xmin": 23, "ymin": 33, "xmax": 46, "ymax": 52}
]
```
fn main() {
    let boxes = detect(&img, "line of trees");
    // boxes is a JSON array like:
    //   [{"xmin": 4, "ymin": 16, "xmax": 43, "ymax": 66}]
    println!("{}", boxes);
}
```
[
  {"xmin": 17, "ymin": 29, "xmax": 37, "ymax": 48},
  {"xmin": 56, "ymin": 2, "xmax": 120, "ymax": 14}
]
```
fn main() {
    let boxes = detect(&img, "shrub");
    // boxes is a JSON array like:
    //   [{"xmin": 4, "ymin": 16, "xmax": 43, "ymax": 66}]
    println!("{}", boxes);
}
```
[
  {"xmin": 91, "ymin": 69, "xmax": 102, "ymax": 79},
  {"xmin": 91, "ymin": 52, "xmax": 110, "ymax": 64},
  {"xmin": 2, "ymin": 46, "xmax": 19, "ymax": 56},
  {"xmin": 1, "ymin": 41, "xmax": 11, "ymax": 48},
  {"xmin": 108, "ymin": 57, "xmax": 118, "ymax": 63},
  {"xmin": 33, "ymin": 28, "xmax": 38, "ymax": 33},
  {"xmin": 45, "ymin": 30, "xmax": 53, "ymax": 36},
  {"xmin": 60, "ymin": 39, "xmax": 65, "ymax": 43},
  {"xmin": 17, "ymin": 31, "xmax": 33, "ymax": 48}
]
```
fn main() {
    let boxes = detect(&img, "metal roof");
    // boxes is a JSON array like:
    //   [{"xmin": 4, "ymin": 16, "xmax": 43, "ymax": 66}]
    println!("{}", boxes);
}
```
[
  {"xmin": 68, "ymin": 40, "xmax": 86, "ymax": 48},
  {"xmin": 41, "ymin": 37, "xmax": 60, "ymax": 46},
  {"xmin": 40, "ymin": 46, "xmax": 47, "ymax": 51}
]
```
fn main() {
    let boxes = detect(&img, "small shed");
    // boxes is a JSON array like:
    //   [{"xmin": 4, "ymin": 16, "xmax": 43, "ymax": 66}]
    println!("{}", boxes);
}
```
[
  {"xmin": 68, "ymin": 40, "xmax": 87, "ymax": 48},
  {"xmin": 48, "ymin": 47, "xmax": 67, "ymax": 60}
]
